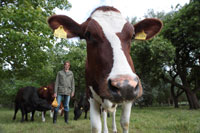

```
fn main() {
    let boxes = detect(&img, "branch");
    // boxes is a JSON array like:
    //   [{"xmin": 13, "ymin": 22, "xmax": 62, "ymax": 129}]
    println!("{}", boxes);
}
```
[
  {"xmin": 177, "ymin": 90, "xmax": 184, "ymax": 97},
  {"xmin": 162, "ymin": 75, "xmax": 187, "ymax": 91}
]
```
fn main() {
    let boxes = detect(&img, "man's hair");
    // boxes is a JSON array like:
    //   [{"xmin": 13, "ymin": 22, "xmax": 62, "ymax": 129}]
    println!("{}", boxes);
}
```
[{"xmin": 64, "ymin": 61, "xmax": 70, "ymax": 65}]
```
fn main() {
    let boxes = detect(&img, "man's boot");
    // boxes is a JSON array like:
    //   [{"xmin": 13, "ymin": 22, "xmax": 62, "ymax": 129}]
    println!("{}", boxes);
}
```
[
  {"xmin": 64, "ymin": 111, "xmax": 68, "ymax": 124},
  {"xmin": 53, "ymin": 111, "xmax": 58, "ymax": 124}
]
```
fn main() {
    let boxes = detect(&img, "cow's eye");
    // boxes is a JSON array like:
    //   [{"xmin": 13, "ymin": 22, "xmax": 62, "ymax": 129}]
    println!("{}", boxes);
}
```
[
  {"xmin": 131, "ymin": 33, "xmax": 135, "ymax": 41},
  {"xmin": 85, "ymin": 31, "xmax": 91, "ymax": 40}
]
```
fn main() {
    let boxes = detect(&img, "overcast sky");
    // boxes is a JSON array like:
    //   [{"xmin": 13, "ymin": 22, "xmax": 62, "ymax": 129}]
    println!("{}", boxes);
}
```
[{"xmin": 55, "ymin": 0, "xmax": 189, "ymax": 24}]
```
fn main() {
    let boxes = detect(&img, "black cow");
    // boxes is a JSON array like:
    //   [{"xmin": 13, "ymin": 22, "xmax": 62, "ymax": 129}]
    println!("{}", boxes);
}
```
[
  {"xmin": 74, "ymin": 94, "xmax": 90, "ymax": 120},
  {"xmin": 13, "ymin": 86, "xmax": 52, "ymax": 122}
]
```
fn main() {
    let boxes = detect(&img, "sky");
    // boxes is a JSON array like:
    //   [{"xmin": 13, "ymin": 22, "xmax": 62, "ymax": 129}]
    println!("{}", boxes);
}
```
[{"xmin": 55, "ymin": 0, "xmax": 190, "ymax": 24}]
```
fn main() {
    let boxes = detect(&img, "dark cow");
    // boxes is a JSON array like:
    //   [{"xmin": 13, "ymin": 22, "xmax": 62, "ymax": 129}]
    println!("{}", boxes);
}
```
[
  {"xmin": 13, "ymin": 86, "xmax": 52, "ymax": 122},
  {"xmin": 74, "ymin": 94, "xmax": 90, "ymax": 120},
  {"xmin": 48, "ymin": 6, "xmax": 162, "ymax": 133},
  {"xmin": 37, "ymin": 83, "xmax": 64, "ymax": 122}
]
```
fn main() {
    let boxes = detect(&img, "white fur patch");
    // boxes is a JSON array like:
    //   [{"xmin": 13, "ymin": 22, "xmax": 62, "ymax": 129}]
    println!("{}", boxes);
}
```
[
  {"xmin": 89, "ymin": 97, "xmax": 102, "ymax": 133},
  {"xmin": 90, "ymin": 86, "xmax": 117, "ymax": 112},
  {"xmin": 42, "ymin": 112, "xmax": 45, "ymax": 122},
  {"xmin": 89, "ymin": 86, "xmax": 102, "ymax": 104},
  {"xmin": 91, "ymin": 10, "xmax": 137, "ymax": 80},
  {"xmin": 120, "ymin": 101, "xmax": 133, "ymax": 132}
]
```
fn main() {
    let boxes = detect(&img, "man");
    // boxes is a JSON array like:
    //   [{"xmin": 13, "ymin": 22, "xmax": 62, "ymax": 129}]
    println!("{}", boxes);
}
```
[{"xmin": 53, "ymin": 61, "xmax": 75, "ymax": 124}]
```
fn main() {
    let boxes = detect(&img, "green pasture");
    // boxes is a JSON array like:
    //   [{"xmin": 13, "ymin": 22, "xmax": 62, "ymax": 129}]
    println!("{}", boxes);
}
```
[{"xmin": 0, "ymin": 107, "xmax": 199, "ymax": 133}]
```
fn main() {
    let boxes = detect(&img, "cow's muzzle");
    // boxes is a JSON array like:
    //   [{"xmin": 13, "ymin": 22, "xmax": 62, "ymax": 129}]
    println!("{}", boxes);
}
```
[{"xmin": 108, "ymin": 75, "xmax": 142, "ymax": 103}]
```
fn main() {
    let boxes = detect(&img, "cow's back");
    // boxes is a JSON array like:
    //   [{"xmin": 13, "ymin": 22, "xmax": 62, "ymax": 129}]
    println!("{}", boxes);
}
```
[{"xmin": 15, "ymin": 86, "xmax": 35, "ymax": 103}]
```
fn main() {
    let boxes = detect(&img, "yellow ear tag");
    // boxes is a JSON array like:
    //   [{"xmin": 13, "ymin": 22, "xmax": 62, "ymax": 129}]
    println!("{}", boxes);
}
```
[
  {"xmin": 44, "ymin": 87, "xmax": 47, "ymax": 90},
  {"xmin": 54, "ymin": 25, "xmax": 67, "ymax": 39},
  {"xmin": 135, "ymin": 30, "xmax": 147, "ymax": 40}
]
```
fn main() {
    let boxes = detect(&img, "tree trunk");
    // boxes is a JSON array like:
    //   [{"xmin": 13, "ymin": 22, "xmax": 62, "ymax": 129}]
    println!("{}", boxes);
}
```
[
  {"xmin": 174, "ymin": 97, "xmax": 179, "ymax": 108},
  {"xmin": 170, "ymin": 84, "xmax": 179, "ymax": 108},
  {"xmin": 185, "ymin": 89, "xmax": 200, "ymax": 109}
]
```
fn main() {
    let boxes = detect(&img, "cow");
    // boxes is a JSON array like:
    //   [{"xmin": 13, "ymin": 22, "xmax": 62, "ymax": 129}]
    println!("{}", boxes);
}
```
[
  {"xmin": 37, "ymin": 83, "xmax": 55, "ymax": 105},
  {"xmin": 74, "ymin": 93, "xmax": 90, "ymax": 120},
  {"xmin": 37, "ymin": 83, "xmax": 64, "ymax": 122},
  {"xmin": 48, "ymin": 6, "xmax": 162, "ymax": 133},
  {"xmin": 13, "ymin": 86, "xmax": 52, "ymax": 122}
]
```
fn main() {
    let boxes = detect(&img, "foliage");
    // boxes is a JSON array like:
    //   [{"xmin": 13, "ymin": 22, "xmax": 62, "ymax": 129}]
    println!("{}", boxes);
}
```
[
  {"xmin": 162, "ymin": 0, "xmax": 200, "ymax": 77},
  {"xmin": 43, "ymin": 39, "xmax": 87, "ymax": 95},
  {"xmin": 0, "ymin": 0, "xmax": 71, "ymax": 79},
  {"xmin": 132, "ymin": 35, "xmax": 175, "ymax": 105},
  {"xmin": 0, "ymin": 0, "xmax": 72, "ymax": 106},
  {"xmin": 131, "ymin": 1, "xmax": 200, "ymax": 108},
  {"xmin": 1, "ymin": 0, "xmax": 199, "ymax": 109},
  {"xmin": 161, "ymin": 1, "xmax": 200, "ymax": 109},
  {"xmin": 0, "ymin": 78, "xmax": 40, "ymax": 106},
  {"xmin": 63, "ymin": 40, "xmax": 87, "ymax": 95}
]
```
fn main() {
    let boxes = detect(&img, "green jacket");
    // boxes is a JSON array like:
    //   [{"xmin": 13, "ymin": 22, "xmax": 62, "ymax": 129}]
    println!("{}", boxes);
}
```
[{"xmin": 54, "ymin": 69, "xmax": 75, "ymax": 95}]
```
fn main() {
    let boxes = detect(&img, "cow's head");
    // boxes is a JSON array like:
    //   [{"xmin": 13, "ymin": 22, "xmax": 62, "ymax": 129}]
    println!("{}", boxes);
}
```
[
  {"xmin": 38, "ymin": 83, "xmax": 55, "ymax": 103},
  {"xmin": 73, "ymin": 101, "xmax": 83, "ymax": 120},
  {"xmin": 35, "ymin": 98, "xmax": 52, "ymax": 111},
  {"xmin": 48, "ymin": 6, "xmax": 162, "ymax": 103}
]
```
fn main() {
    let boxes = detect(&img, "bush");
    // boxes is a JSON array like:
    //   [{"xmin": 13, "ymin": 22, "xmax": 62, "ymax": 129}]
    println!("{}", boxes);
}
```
[{"xmin": 0, "ymin": 78, "xmax": 40, "ymax": 107}]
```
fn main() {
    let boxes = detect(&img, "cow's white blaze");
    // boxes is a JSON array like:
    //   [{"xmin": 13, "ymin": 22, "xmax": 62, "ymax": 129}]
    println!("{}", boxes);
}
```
[{"xmin": 91, "ymin": 10, "xmax": 137, "ymax": 80}]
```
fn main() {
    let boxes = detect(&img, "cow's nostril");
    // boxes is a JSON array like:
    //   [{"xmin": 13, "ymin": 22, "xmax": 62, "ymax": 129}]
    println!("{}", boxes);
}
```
[{"xmin": 108, "ymin": 79, "xmax": 120, "ymax": 94}]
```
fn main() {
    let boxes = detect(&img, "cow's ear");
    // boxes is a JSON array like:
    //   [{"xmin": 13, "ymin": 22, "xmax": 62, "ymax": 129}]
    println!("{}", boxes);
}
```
[
  {"xmin": 133, "ymin": 18, "xmax": 163, "ymax": 40},
  {"xmin": 48, "ymin": 15, "xmax": 83, "ymax": 38}
]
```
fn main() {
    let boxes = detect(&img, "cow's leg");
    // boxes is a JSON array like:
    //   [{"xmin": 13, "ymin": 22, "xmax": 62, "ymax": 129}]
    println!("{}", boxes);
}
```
[
  {"xmin": 25, "ymin": 111, "xmax": 28, "ymax": 121},
  {"xmin": 20, "ymin": 105, "xmax": 25, "ymax": 122},
  {"xmin": 42, "ymin": 111, "xmax": 46, "ymax": 122},
  {"xmin": 30, "ymin": 112, "xmax": 32, "ymax": 118},
  {"xmin": 102, "ymin": 110, "xmax": 108, "ymax": 133},
  {"xmin": 84, "ymin": 110, "xmax": 87, "ymax": 119},
  {"xmin": 31, "ymin": 110, "xmax": 35, "ymax": 121},
  {"xmin": 89, "ymin": 98, "xmax": 101, "ymax": 133},
  {"xmin": 112, "ymin": 109, "xmax": 117, "ymax": 133},
  {"xmin": 13, "ymin": 104, "xmax": 19, "ymax": 120},
  {"xmin": 50, "ymin": 110, "xmax": 53, "ymax": 118},
  {"xmin": 120, "ymin": 102, "xmax": 132, "ymax": 133}
]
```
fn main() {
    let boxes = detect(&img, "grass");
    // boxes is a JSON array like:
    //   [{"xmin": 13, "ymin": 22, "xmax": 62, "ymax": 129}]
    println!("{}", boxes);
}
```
[{"xmin": 0, "ymin": 106, "xmax": 200, "ymax": 133}]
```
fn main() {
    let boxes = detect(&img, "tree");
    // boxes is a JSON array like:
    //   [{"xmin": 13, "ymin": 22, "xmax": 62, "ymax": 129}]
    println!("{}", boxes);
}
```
[
  {"xmin": 48, "ymin": 39, "xmax": 87, "ymax": 96},
  {"xmin": 0, "ymin": 0, "xmax": 71, "ymax": 80},
  {"xmin": 131, "ymin": 35, "xmax": 175, "ymax": 106},
  {"xmin": 162, "ymin": 1, "xmax": 200, "ymax": 109},
  {"xmin": 130, "ymin": 11, "xmax": 176, "ymax": 106},
  {"xmin": 0, "ymin": 0, "xmax": 72, "ymax": 106},
  {"xmin": 64, "ymin": 40, "xmax": 87, "ymax": 95}
]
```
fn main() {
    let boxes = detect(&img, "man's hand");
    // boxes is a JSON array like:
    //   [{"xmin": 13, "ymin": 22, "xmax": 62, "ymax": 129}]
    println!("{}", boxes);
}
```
[
  {"xmin": 54, "ymin": 93, "xmax": 57, "ymax": 98},
  {"xmin": 71, "ymin": 92, "xmax": 74, "ymax": 97}
]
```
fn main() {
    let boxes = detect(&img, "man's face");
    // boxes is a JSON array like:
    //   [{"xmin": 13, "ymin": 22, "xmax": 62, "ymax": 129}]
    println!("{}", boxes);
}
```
[{"xmin": 64, "ymin": 63, "xmax": 70, "ymax": 70}]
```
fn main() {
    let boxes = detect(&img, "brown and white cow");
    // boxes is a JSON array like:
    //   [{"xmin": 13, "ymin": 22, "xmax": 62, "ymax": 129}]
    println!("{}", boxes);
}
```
[
  {"xmin": 48, "ymin": 6, "xmax": 162, "ymax": 133},
  {"xmin": 37, "ymin": 83, "xmax": 64, "ymax": 122}
]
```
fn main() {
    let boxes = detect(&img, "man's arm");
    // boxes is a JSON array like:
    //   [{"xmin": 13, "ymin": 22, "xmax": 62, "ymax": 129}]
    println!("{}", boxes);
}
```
[
  {"xmin": 71, "ymin": 72, "xmax": 75, "ymax": 97},
  {"xmin": 54, "ymin": 72, "xmax": 59, "ymax": 97}
]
